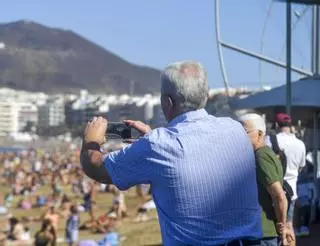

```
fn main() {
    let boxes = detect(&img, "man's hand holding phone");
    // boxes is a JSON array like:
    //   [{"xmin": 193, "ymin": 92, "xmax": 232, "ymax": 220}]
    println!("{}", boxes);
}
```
[
  {"xmin": 123, "ymin": 120, "xmax": 151, "ymax": 144},
  {"xmin": 124, "ymin": 120, "xmax": 151, "ymax": 135}
]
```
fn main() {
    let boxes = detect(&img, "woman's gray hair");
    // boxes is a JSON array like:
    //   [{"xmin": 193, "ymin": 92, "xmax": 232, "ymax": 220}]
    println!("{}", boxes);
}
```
[{"xmin": 161, "ymin": 60, "xmax": 209, "ymax": 111}]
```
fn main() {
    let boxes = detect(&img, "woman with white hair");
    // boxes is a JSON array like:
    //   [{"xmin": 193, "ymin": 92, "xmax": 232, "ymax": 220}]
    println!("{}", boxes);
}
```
[{"xmin": 239, "ymin": 113, "xmax": 293, "ymax": 246}]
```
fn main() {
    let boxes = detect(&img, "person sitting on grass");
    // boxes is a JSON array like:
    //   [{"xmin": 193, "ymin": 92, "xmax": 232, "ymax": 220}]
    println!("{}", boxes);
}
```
[
  {"xmin": 80, "ymin": 212, "xmax": 118, "ymax": 234},
  {"xmin": 17, "ymin": 195, "xmax": 33, "ymax": 210},
  {"xmin": 133, "ymin": 199, "xmax": 156, "ymax": 223},
  {"xmin": 7, "ymin": 217, "xmax": 26, "ymax": 243},
  {"xmin": 43, "ymin": 206, "xmax": 60, "ymax": 231},
  {"xmin": 133, "ymin": 187, "xmax": 156, "ymax": 223},
  {"xmin": 107, "ymin": 185, "xmax": 127, "ymax": 220},
  {"xmin": 34, "ymin": 219, "xmax": 56, "ymax": 246},
  {"xmin": 35, "ymin": 195, "xmax": 48, "ymax": 208}
]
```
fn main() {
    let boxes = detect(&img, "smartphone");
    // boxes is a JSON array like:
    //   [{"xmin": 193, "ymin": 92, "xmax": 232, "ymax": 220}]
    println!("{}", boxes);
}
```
[{"xmin": 106, "ymin": 122, "xmax": 140, "ymax": 139}]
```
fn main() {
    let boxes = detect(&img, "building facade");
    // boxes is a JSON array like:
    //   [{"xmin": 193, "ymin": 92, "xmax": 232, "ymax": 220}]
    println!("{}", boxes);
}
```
[
  {"xmin": 0, "ymin": 100, "xmax": 19, "ymax": 136},
  {"xmin": 18, "ymin": 102, "xmax": 38, "ymax": 131},
  {"xmin": 38, "ymin": 98, "xmax": 65, "ymax": 128}
]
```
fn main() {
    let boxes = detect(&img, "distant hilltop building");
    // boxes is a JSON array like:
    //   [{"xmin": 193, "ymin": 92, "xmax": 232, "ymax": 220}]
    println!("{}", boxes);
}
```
[
  {"xmin": 208, "ymin": 86, "xmax": 269, "ymax": 98},
  {"xmin": 0, "ymin": 42, "xmax": 5, "ymax": 49},
  {"xmin": 64, "ymin": 92, "xmax": 163, "ymax": 128}
]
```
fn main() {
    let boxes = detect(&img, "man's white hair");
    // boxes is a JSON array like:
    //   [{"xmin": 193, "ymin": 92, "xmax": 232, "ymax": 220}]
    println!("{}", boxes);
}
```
[
  {"xmin": 239, "ymin": 113, "xmax": 266, "ymax": 133},
  {"xmin": 160, "ymin": 60, "xmax": 208, "ymax": 110}
]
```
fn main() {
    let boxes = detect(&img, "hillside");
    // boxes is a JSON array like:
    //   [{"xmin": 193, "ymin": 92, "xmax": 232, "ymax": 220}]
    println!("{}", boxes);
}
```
[{"xmin": 0, "ymin": 20, "xmax": 161, "ymax": 94}]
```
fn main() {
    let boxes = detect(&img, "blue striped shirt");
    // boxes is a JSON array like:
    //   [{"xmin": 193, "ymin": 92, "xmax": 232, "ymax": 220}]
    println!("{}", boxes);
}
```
[{"xmin": 104, "ymin": 109, "xmax": 262, "ymax": 245}]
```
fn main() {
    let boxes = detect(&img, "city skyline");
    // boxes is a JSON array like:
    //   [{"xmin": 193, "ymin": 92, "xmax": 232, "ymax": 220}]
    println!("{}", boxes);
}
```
[{"xmin": 0, "ymin": 86, "xmax": 261, "ymax": 138}]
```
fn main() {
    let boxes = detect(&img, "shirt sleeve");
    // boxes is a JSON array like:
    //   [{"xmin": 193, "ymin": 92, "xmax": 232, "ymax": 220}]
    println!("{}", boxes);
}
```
[
  {"xmin": 256, "ymin": 150, "xmax": 282, "ymax": 188},
  {"xmin": 104, "ymin": 136, "xmax": 156, "ymax": 190}
]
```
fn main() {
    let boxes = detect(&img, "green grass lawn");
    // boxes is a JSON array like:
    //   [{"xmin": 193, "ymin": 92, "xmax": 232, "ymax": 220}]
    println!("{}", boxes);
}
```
[{"xmin": 0, "ymin": 184, "xmax": 162, "ymax": 246}]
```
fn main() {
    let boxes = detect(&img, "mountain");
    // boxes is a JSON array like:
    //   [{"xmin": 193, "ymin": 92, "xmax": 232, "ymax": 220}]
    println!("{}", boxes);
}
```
[{"xmin": 0, "ymin": 20, "xmax": 161, "ymax": 94}]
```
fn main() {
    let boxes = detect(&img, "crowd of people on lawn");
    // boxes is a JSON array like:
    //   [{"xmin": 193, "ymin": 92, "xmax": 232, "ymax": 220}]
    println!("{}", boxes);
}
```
[{"xmin": 0, "ymin": 146, "xmax": 156, "ymax": 246}]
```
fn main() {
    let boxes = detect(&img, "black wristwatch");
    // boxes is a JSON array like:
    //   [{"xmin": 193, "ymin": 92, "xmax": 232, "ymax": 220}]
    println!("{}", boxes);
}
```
[{"xmin": 85, "ymin": 142, "xmax": 102, "ymax": 152}]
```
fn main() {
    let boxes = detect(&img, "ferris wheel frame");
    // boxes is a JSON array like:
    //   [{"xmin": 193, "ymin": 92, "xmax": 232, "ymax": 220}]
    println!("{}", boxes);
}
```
[{"xmin": 214, "ymin": 0, "xmax": 312, "ymax": 97}]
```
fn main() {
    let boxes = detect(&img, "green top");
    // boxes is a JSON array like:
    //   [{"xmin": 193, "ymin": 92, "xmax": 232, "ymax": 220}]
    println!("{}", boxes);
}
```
[{"xmin": 255, "ymin": 146, "xmax": 283, "ymax": 238}]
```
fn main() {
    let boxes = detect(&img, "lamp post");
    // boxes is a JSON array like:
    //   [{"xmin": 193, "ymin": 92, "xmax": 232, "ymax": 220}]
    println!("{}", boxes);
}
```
[
  {"xmin": 286, "ymin": 2, "xmax": 292, "ymax": 116},
  {"xmin": 280, "ymin": 0, "xmax": 320, "ymax": 223},
  {"xmin": 312, "ymin": 5, "xmax": 320, "ymax": 75}
]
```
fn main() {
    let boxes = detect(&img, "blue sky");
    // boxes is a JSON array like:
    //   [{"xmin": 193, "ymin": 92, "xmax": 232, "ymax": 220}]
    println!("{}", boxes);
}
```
[{"xmin": 0, "ymin": 0, "xmax": 313, "ymax": 89}]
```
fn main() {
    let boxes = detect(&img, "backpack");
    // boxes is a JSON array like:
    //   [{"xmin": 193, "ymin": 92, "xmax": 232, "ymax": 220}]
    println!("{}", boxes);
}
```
[{"xmin": 268, "ymin": 131, "xmax": 294, "ymax": 204}]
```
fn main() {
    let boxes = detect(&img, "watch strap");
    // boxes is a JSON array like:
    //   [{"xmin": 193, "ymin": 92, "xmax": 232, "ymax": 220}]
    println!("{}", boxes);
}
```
[{"xmin": 85, "ymin": 142, "xmax": 102, "ymax": 152}]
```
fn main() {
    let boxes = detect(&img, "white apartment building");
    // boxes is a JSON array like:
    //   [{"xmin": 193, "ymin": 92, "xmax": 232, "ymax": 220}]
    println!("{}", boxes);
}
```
[
  {"xmin": 0, "ymin": 100, "xmax": 39, "ymax": 135},
  {"xmin": 0, "ymin": 88, "xmax": 48, "ymax": 106},
  {"xmin": 0, "ymin": 100, "xmax": 19, "ymax": 136},
  {"xmin": 18, "ymin": 102, "xmax": 38, "ymax": 131},
  {"xmin": 38, "ymin": 97, "xmax": 65, "ymax": 128}
]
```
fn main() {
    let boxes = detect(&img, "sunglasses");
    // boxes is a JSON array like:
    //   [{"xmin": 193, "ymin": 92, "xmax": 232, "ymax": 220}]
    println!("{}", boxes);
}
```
[{"xmin": 244, "ymin": 128, "xmax": 263, "ymax": 136}]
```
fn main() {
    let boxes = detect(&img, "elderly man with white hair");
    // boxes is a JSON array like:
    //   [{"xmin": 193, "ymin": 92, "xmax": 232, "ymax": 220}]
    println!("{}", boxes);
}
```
[
  {"xmin": 239, "ymin": 113, "xmax": 293, "ymax": 246},
  {"xmin": 81, "ymin": 61, "xmax": 262, "ymax": 245}
]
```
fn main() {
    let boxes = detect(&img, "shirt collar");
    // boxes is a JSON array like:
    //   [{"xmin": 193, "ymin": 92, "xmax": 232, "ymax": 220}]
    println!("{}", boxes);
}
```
[
  {"xmin": 278, "ymin": 131, "xmax": 296, "ymax": 137},
  {"xmin": 167, "ymin": 109, "xmax": 209, "ymax": 127}
]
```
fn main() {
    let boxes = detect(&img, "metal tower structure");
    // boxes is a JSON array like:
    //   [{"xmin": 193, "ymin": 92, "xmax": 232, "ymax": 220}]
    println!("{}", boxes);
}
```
[{"xmin": 215, "ymin": 0, "xmax": 320, "ymax": 115}]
